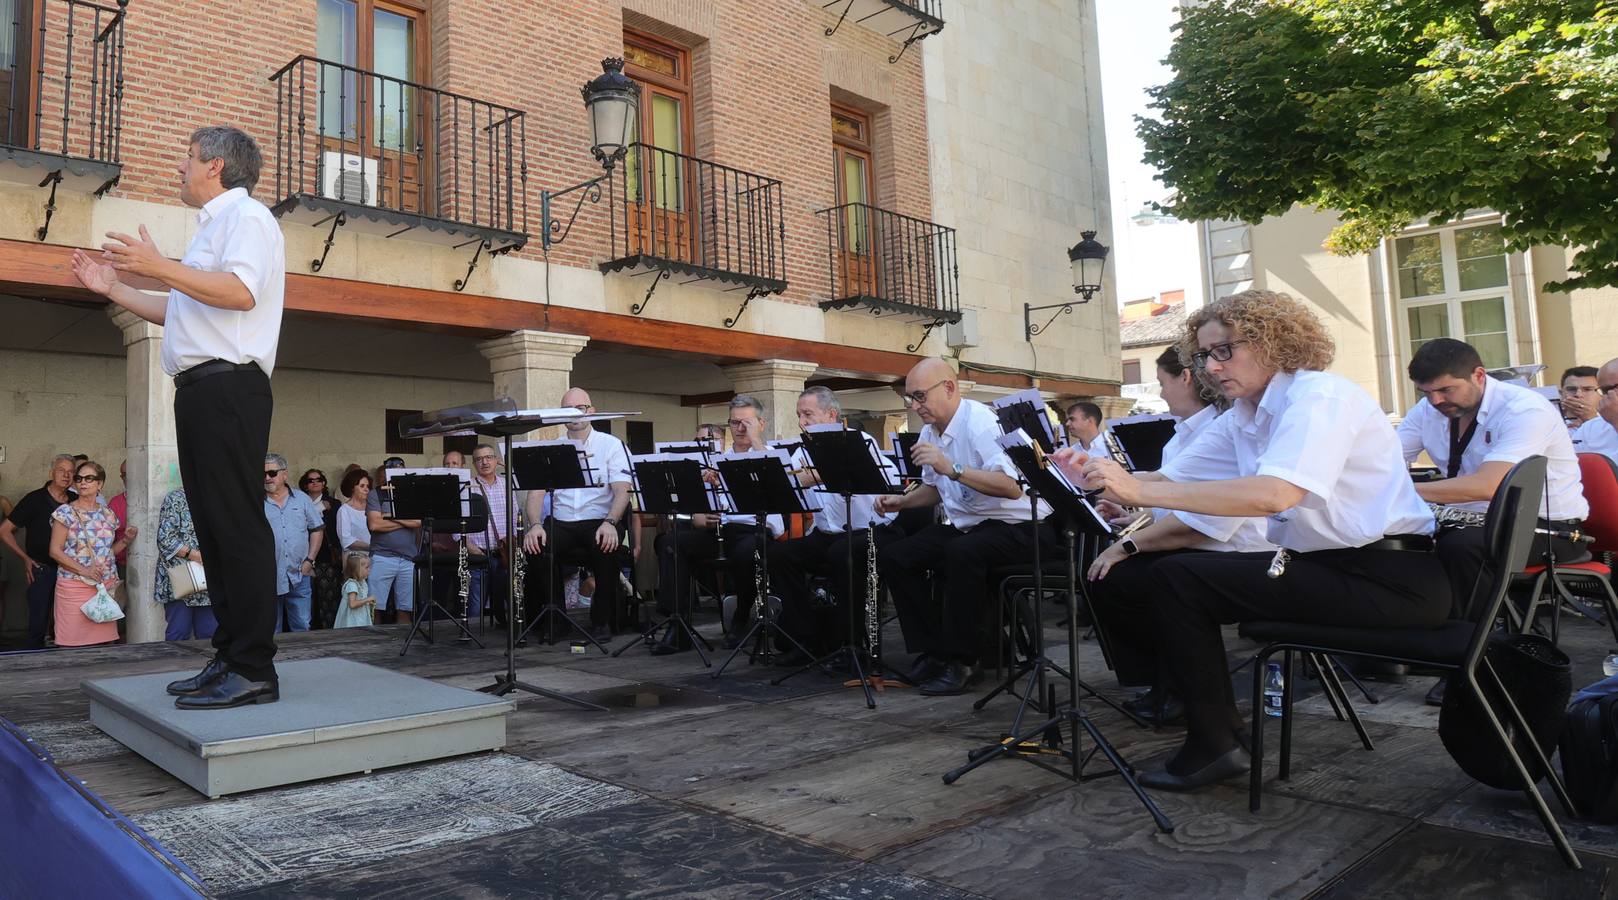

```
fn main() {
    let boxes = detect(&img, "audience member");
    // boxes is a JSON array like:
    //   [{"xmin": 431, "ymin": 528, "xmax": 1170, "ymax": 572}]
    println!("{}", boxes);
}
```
[
  {"xmin": 367, "ymin": 457, "xmax": 421, "ymax": 623},
  {"xmin": 49, "ymin": 460, "xmax": 133, "ymax": 648},
  {"xmin": 299, "ymin": 468, "xmax": 342, "ymax": 628},
  {"xmin": 1560, "ymin": 365, "xmax": 1601, "ymax": 429},
  {"xmin": 337, "ymin": 468, "xmax": 372, "ymax": 554},
  {"xmin": 264, "ymin": 453, "xmax": 323, "ymax": 632},
  {"xmin": 155, "ymin": 487, "xmax": 215, "ymax": 640},
  {"xmin": 332, "ymin": 552, "xmax": 376, "ymax": 628},
  {"xmin": 0, "ymin": 455, "xmax": 78, "ymax": 648},
  {"xmin": 467, "ymin": 443, "xmax": 509, "ymax": 623},
  {"xmin": 108, "ymin": 460, "xmax": 129, "ymax": 578},
  {"xmin": 1571, "ymin": 357, "xmax": 1618, "ymax": 465}
]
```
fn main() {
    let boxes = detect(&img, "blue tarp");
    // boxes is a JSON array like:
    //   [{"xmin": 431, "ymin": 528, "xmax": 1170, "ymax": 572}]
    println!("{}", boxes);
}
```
[{"xmin": 0, "ymin": 717, "xmax": 205, "ymax": 899}]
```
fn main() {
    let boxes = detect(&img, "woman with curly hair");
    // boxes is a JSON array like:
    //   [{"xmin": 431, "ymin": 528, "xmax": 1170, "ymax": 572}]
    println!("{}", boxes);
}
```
[{"xmin": 1072, "ymin": 290, "xmax": 1444, "ymax": 791}]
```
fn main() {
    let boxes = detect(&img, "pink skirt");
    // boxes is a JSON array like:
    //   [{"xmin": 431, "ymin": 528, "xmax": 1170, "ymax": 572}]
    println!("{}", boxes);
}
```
[{"xmin": 54, "ymin": 577, "xmax": 120, "ymax": 648}]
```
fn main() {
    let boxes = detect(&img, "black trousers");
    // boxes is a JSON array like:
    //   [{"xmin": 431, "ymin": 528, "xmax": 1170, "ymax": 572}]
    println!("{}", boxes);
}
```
[
  {"xmin": 1151, "ymin": 548, "xmax": 1450, "ymax": 749},
  {"xmin": 771, "ymin": 525, "xmax": 902, "ymax": 653},
  {"xmin": 1435, "ymin": 523, "xmax": 1587, "ymax": 618},
  {"xmin": 1085, "ymin": 549, "xmax": 1208, "ymax": 689},
  {"xmin": 174, "ymin": 367, "xmax": 278, "ymax": 682},
  {"xmin": 529, "ymin": 518, "xmax": 627, "ymax": 629},
  {"xmin": 654, "ymin": 523, "xmax": 760, "ymax": 625},
  {"xmin": 878, "ymin": 518, "xmax": 1061, "ymax": 663},
  {"xmin": 25, "ymin": 562, "xmax": 58, "ymax": 649}
]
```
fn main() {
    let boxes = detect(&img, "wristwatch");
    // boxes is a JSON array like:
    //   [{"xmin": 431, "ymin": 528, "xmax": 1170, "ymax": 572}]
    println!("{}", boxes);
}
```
[
  {"xmin": 303, "ymin": 557, "xmax": 314, "ymax": 565},
  {"xmin": 1119, "ymin": 537, "xmax": 1140, "ymax": 557},
  {"xmin": 949, "ymin": 462, "xmax": 964, "ymax": 481}
]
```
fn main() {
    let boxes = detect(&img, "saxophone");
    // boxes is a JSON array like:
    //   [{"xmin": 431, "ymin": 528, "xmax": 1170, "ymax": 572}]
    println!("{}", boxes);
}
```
[{"xmin": 864, "ymin": 519, "xmax": 879, "ymax": 660}]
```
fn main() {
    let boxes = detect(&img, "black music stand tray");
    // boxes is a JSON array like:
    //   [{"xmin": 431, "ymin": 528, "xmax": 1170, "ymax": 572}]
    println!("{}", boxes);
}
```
[
  {"xmin": 389, "ymin": 474, "xmax": 486, "ymax": 654},
  {"xmin": 772, "ymin": 427, "xmax": 903, "ymax": 708},
  {"xmin": 1108, "ymin": 415, "xmax": 1177, "ymax": 472},
  {"xmin": 710, "ymin": 454, "xmax": 817, "ymax": 680},
  {"xmin": 510, "ymin": 440, "xmax": 607, "ymax": 652},
  {"xmin": 615, "ymin": 455, "xmax": 720, "ymax": 666},
  {"xmin": 943, "ymin": 438, "xmax": 1174, "ymax": 833}
]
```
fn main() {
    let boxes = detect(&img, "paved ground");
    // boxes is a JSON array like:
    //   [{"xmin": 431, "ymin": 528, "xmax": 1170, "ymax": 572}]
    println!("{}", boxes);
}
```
[{"xmin": 2, "ymin": 604, "xmax": 1615, "ymax": 898}]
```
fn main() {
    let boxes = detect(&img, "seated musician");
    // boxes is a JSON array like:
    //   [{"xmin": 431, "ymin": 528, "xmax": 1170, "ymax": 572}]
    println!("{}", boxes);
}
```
[
  {"xmin": 1076, "ymin": 290, "xmax": 1448, "ymax": 791},
  {"xmin": 653, "ymin": 396, "xmax": 784, "ymax": 652},
  {"xmin": 520, "ymin": 388, "xmax": 633, "ymax": 643},
  {"xmin": 1077, "ymin": 345, "xmax": 1272, "ymax": 726},
  {"xmin": 769, "ymin": 387, "xmax": 902, "ymax": 665},
  {"xmin": 1397, "ymin": 338, "xmax": 1588, "ymax": 704},
  {"xmin": 1570, "ymin": 356, "xmax": 1618, "ymax": 466},
  {"xmin": 1063, "ymin": 401, "xmax": 1111, "ymax": 459},
  {"xmin": 874, "ymin": 358, "xmax": 1062, "ymax": 696}
]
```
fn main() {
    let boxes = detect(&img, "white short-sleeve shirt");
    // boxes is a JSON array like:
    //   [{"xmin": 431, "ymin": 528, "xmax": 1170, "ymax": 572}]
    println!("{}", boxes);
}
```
[
  {"xmin": 160, "ymin": 187, "xmax": 286, "ymax": 377},
  {"xmin": 1397, "ymin": 377, "xmax": 1588, "ymax": 519},
  {"xmin": 791, "ymin": 439, "xmax": 898, "ymax": 533},
  {"xmin": 549, "ymin": 429, "xmax": 632, "ymax": 523},
  {"xmin": 1071, "ymin": 433, "xmax": 1112, "ymax": 460},
  {"xmin": 1153, "ymin": 406, "xmax": 1274, "ymax": 553},
  {"xmin": 920, "ymin": 398, "xmax": 1048, "ymax": 528},
  {"xmin": 1163, "ymin": 370, "xmax": 1434, "ymax": 552},
  {"xmin": 1571, "ymin": 416, "xmax": 1618, "ymax": 468}
]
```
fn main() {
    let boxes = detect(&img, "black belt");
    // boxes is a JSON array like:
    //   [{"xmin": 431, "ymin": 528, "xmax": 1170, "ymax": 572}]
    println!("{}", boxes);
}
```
[
  {"xmin": 174, "ymin": 359, "xmax": 260, "ymax": 388},
  {"xmin": 1358, "ymin": 534, "xmax": 1434, "ymax": 553}
]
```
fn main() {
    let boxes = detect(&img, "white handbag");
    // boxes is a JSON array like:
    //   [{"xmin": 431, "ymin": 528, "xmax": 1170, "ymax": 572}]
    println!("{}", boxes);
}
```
[
  {"xmin": 80, "ymin": 584, "xmax": 125, "ymax": 623},
  {"xmin": 167, "ymin": 559, "xmax": 208, "ymax": 599}
]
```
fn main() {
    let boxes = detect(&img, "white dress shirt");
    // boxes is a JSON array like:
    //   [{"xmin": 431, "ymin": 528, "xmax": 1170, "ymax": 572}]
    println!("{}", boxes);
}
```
[
  {"xmin": 1071, "ymin": 432, "xmax": 1112, "ymax": 460},
  {"xmin": 1153, "ymin": 405, "xmax": 1274, "ymax": 553},
  {"xmin": 1397, "ymin": 377, "xmax": 1588, "ymax": 520},
  {"xmin": 920, "ymin": 398, "xmax": 1049, "ymax": 528},
  {"xmin": 160, "ymin": 187, "xmax": 286, "ymax": 377},
  {"xmin": 1163, "ymin": 370, "xmax": 1435, "ymax": 552},
  {"xmin": 1571, "ymin": 416, "xmax": 1618, "ymax": 467},
  {"xmin": 550, "ymin": 429, "xmax": 632, "ymax": 523},
  {"xmin": 791, "ymin": 439, "xmax": 899, "ymax": 533}
]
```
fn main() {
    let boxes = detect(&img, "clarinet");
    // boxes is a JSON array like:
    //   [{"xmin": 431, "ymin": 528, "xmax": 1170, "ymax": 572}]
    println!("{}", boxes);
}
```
[
  {"xmin": 1428, "ymin": 501, "xmax": 1487, "ymax": 530},
  {"xmin": 864, "ymin": 518, "xmax": 879, "ymax": 661},
  {"xmin": 1101, "ymin": 429, "xmax": 1133, "ymax": 471},
  {"xmin": 456, "ymin": 539, "xmax": 471, "ymax": 638},
  {"xmin": 511, "ymin": 526, "xmax": 527, "ymax": 642}
]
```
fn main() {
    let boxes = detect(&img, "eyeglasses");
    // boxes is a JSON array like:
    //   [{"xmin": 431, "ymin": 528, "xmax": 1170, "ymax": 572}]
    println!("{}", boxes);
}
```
[
  {"xmin": 1190, "ymin": 340, "xmax": 1250, "ymax": 370},
  {"xmin": 902, "ymin": 380, "xmax": 949, "ymax": 407},
  {"xmin": 1563, "ymin": 386, "xmax": 1601, "ymax": 395},
  {"xmin": 264, "ymin": 469, "xmax": 283, "ymax": 479},
  {"xmin": 306, "ymin": 475, "xmax": 326, "ymax": 483},
  {"xmin": 727, "ymin": 418, "xmax": 754, "ymax": 431},
  {"xmin": 1601, "ymin": 385, "xmax": 1618, "ymax": 396},
  {"xmin": 473, "ymin": 455, "xmax": 497, "ymax": 464},
  {"xmin": 73, "ymin": 474, "xmax": 102, "ymax": 483}
]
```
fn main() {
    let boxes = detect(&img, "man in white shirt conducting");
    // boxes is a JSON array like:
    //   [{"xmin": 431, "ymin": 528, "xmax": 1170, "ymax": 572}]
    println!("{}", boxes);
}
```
[
  {"xmin": 522, "ymin": 388, "xmax": 633, "ymax": 644},
  {"xmin": 874, "ymin": 359, "xmax": 1062, "ymax": 696},
  {"xmin": 72, "ymin": 125, "xmax": 286, "ymax": 709}
]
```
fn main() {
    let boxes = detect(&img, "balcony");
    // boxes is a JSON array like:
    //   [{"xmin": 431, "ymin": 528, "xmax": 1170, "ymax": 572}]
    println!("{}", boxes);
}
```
[
  {"xmin": 600, "ymin": 142, "xmax": 787, "ymax": 327},
  {"xmin": 1, "ymin": 0, "xmax": 127, "ymax": 240},
  {"xmin": 268, "ymin": 56, "xmax": 528, "ymax": 288},
  {"xmin": 817, "ymin": 202, "xmax": 959, "ymax": 349},
  {"xmin": 819, "ymin": 1, "xmax": 944, "ymax": 63}
]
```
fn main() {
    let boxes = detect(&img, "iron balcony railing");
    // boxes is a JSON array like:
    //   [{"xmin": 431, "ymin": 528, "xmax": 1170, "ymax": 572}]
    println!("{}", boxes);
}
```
[
  {"xmin": 603, "ymin": 141, "xmax": 787, "ymax": 292},
  {"xmin": 817, "ymin": 202, "xmax": 958, "ymax": 316},
  {"xmin": 1, "ymin": 0, "xmax": 126, "ymax": 164},
  {"xmin": 269, "ymin": 55, "xmax": 527, "ymax": 238}
]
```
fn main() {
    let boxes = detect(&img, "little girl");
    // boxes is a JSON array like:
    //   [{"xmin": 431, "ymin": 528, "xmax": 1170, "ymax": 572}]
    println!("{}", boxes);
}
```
[{"xmin": 332, "ymin": 553, "xmax": 376, "ymax": 628}]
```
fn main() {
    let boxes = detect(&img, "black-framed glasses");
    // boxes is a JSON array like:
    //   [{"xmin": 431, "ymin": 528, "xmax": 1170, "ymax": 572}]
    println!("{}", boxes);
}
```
[
  {"xmin": 902, "ymin": 380, "xmax": 949, "ymax": 407},
  {"xmin": 1190, "ymin": 340, "xmax": 1251, "ymax": 370},
  {"xmin": 73, "ymin": 474, "xmax": 102, "ymax": 483},
  {"xmin": 1563, "ymin": 385, "xmax": 1600, "ymax": 395},
  {"xmin": 1601, "ymin": 384, "xmax": 1618, "ymax": 396},
  {"xmin": 727, "ymin": 418, "xmax": 754, "ymax": 431},
  {"xmin": 306, "ymin": 475, "xmax": 326, "ymax": 483}
]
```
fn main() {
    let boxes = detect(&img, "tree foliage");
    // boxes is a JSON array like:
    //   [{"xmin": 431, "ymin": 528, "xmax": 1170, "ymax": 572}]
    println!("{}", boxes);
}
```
[{"xmin": 1140, "ymin": 0, "xmax": 1618, "ymax": 291}]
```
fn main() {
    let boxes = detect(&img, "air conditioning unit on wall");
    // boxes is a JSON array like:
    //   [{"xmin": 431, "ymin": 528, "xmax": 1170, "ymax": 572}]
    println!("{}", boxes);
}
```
[{"xmin": 319, "ymin": 151, "xmax": 379, "ymax": 206}]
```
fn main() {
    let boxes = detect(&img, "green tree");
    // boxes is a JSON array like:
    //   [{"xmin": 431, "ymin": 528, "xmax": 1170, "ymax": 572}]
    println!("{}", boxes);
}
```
[{"xmin": 1141, "ymin": 0, "xmax": 1618, "ymax": 291}]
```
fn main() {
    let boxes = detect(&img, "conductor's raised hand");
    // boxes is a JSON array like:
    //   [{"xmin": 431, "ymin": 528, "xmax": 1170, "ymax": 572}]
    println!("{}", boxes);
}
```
[
  {"xmin": 101, "ymin": 225, "xmax": 167, "ymax": 279},
  {"xmin": 1081, "ymin": 456, "xmax": 1144, "ymax": 507},
  {"xmin": 71, "ymin": 249, "xmax": 120, "ymax": 296},
  {"xmin": 909, "ymin": 441, "xmax": 949, "ymax": 474},
  {"xmin": 523, "ymin": 523, "xmax": 547, "ymax": 554}
]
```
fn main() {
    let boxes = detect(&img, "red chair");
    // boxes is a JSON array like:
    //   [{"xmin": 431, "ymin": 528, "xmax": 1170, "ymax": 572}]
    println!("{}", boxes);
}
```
[{"xmin": 1516, "ymin": 452, "xmax": 1618, "ymax": 644}]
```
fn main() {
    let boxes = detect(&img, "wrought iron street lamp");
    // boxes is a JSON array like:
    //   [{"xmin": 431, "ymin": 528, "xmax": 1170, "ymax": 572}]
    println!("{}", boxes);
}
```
[
  {"xmin": 542, "ymin": 58, "xmax": 641, "ymax": 250},
  {"xmin": 1024, "ymin": 230, "xmax": 1111, "ymax": 341}
]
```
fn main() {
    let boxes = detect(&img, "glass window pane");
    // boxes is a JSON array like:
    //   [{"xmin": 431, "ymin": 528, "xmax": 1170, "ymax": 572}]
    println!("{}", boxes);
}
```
[
  {"xmin": 1460, "ymin": 296, "xmax": 1507, "ymax": 334},
  {"xmin": 1456, "ymin": 223, "xmax": 1508, "ymax": 291},
  {"xmin": 0, "ymin": 0, "xmax": 16, "ymax": 69},
  {"xmin": 1470, "ymin": 333, "xmax": 1511, "ymax": 369},
  {"xmin": 649, "ymin": 94, "xmax": 682, "ymax": 211},
  {"xmin": 372, "ymin": 10, "xmax": 415, "ymax": 151},
  {"xmin": 316, "ymin": 0, "xmax": 358, "ymax": 140},
  {"xmin": 842, "ymin": 154, "xmax": 869, "ymax": 250},
  {"xmin": 1406, "ymin": 303, "xmax": 1450, "ymax": 342},
  {"xmin": 1395, "ymin": 233, "xmax": 1445, "ymax": 298}
]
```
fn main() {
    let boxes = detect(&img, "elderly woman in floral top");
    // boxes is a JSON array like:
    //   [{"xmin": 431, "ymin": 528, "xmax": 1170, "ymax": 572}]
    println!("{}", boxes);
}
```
[
  {"xmin": 156, "ymin": 487, "xmax": 215, "ymax": 640},
  {"xmin": 49, "ymin": 460, "xmax": 134, "ymax": 648}
]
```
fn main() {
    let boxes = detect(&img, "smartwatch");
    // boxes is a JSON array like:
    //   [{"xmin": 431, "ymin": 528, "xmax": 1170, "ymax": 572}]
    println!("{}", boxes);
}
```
[{"xmin": 1119, "ymin": 537, "xmax": 1140, "ymax": 557}]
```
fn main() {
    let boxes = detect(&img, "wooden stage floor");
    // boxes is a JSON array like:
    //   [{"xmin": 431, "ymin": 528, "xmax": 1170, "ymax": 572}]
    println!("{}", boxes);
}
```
[{"xmin": 3, "ymin": 608, "xmax": 1615, "ymax": 898}]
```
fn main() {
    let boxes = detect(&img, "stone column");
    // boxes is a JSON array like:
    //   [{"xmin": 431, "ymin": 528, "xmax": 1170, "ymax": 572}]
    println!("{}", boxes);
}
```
[
  {"xmin": 111, "ymin": 307, "xmax": 178, "ymax": 645},
  {"xmin": 477, "ymin": 330, "xmax": 591, "ymax": 439},
  {"xmin": 720, "ymin": 359, "xmax": 820, "ymax": 442}
]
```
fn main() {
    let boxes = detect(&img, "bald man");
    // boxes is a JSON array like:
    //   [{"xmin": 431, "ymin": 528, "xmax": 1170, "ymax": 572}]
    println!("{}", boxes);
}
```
[
  {"xmin": 1570, "ymin": 357, "xmax": 1618, "ymax": 466},
  {"xmin": 873, "ymin": 359, "xmax": 1062, "ymax": 695},
  {"xmin": 522, "ymin": 387, "xmax": 634, "ymax": 642}
]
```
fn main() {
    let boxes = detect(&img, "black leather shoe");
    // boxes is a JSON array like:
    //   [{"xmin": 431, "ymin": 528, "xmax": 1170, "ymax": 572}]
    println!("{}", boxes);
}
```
[
  {"xmin": 901, "ymin": 653, "xmax": 943, "ymax": 686},
  {"xmin": 1425, "ymin": 676, "xmax": 1448, "ymax": 707},
  {"xmin": 166, "ymin": 658, "xmax": 229, "ymax": 697},
  {"xmin": 1138, "ymin": 745, "xmax": 1251, "ymax": 792},
  {"xmin": 919, "ymin": 662, "xmax": 979, "ymax": 696},
  {"xmin": 1122, "ymin": 689, "xmax": 1186, "ymax": 727},
  {"xmin": 174, "ymin": 672, "xmax": 280, "ymax": 710}
]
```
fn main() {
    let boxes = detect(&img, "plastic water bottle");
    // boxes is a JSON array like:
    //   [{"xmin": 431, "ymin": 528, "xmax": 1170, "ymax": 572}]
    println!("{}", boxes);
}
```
[
  {"xmin": 1263, "ymin": 662, "xmax": 1285, "ymax": 718},
  {"xmin": 1603, "ymin": 652, "xmax": 1618, "ymax": 678}
]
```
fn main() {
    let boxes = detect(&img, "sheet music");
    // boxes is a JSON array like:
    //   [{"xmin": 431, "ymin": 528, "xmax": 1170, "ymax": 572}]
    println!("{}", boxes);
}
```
[
  {"xmin": 991, "ymin": 388, "xmax": 1058, "ymax": 450},
  {"xmin": 802, "ymin": 423, "xmax": 900, "ymax": 495},
  {"xmin": 714, "ymin": 448, "xmax": 822, "ymax": 512},
  {"xmin": 510, "ymin": 438, "xmax": 604, "ymax": 489},
  {"xmin": 886, "ymin": 431, "xmax": 923, "ymax": 479},
  {"xmin": 629, "ymin": 452, "xmax": 724, "ymax": 513},
  {"xmin": 994, "ymin": 429, "xmax": 1111, "ymax": 534}
]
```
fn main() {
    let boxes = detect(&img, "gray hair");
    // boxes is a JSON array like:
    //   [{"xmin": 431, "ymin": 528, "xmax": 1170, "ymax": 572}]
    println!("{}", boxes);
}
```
[
  {"xmin": 190, "ymin": 125, "xmax": 263, "ymax": 192},
  {"xmin": 729, "ymin": 394, "xmax": 766, "ymax": 421},
  {"xmin": 51, "ymin": 453, "xmax": 76, "ymax": 469},
  {"xmin": 265, "ymin": 452, "xmax": 289, "ymax": 472},
  {"xmin": 799, "ymin": 386, "xmax": 841, "ymax": 416}
]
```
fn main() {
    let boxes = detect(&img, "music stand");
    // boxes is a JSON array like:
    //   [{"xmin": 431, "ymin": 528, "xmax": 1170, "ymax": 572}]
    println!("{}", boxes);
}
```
[
  {"xmin": 710, "ymin": 450, "xmax": 817, "ymax": 679},
  {"xmin": 772, "ymin": 425, "xmax": 903, "ymax": 708},
  {"xmin": 1107, "ymin": 413, "xmax": 1178, "ymax": 472},
  {"xmin": 509, "ymin": 439, "xmax": 606, "ymax": 651},
  {"xmin": 385, "ymin": 471, "xmax": 486, "ymax": 653},
  {"xmin": 398, "ymin": 400, "xmax": 630, "ymax": 711},
  {"xmin": 991, "ymin": 389, "xmax": 1059, "ymax": 454},
  {"xmin": 943, "ymin": 430, "xmax": 1174, "ymax": 833},
  {"xmin": 615, "ymin": 453, "xmax": 722, "ymax": 665},
  {"xmin": 886, "ymin": 432, "xmax": 923, "ymax": 482}
]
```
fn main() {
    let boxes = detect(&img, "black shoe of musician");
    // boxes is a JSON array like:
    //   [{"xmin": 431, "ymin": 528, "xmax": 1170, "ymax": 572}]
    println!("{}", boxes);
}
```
[
  {"xmin": 901, "ymin": 653, "xmax": 944, "ymax": 687},
  {"xmin": 166, "ymin": 657, "xmax": 229, "ymax": 696},
  {"xmin": 174, "ymin": 673, "xmax": 280, "ymax": 710},
  {"xmin": 1122, "ymin": 689, "xmax": 1185, "ymax": 727},
  {"xmin": 918, "ymin": 662, "xmax": 979, "ymax": 696},
  {"xmin": 1138, "ymin": 745, "xmax": 1250, "ymax": 792},
  {"xmin": 1425, "ymin": 676, "xmax": 1448, "ymax": 707}
]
